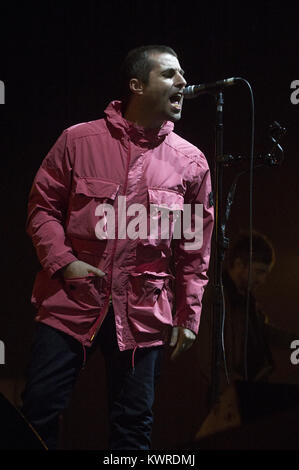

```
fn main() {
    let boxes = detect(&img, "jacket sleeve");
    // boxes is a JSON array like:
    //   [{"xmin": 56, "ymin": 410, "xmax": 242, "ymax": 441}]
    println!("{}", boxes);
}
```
[
  {"xmin": 26, "ymin": 129, "xmax": 78, "ymax": 278},
  {"xmin": 172, "ymin": 158, "xmax": 214, "ymax": 335}
]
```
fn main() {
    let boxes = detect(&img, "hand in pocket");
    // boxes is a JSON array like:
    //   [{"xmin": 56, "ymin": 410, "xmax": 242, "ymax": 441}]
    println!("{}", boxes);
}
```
[{"xmin": 62, "ymin": 260, "xmax": 106, "ymax": 280}]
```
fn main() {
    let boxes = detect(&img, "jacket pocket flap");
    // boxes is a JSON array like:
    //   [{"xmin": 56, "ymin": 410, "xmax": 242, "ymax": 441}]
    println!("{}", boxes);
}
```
[
  {"xmin": 148, "ymin": 188, "xmax": 184, "ymax": 210},
  {"xmin": 130, "ymin": 271, "xmax": 174, "ymax": 279},
  {"xmin": 76, "ymin": 177, "xmax": 120, "ymax": 199}
]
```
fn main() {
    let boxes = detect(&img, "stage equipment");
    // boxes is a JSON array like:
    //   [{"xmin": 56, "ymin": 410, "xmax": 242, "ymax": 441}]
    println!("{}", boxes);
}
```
[
  {"xmin": 191, "ymin": 381, "xmax": 299, "ymax": 450},
  {"xmin": 185, "ymin": 80, "xmax": 286, "ymax": 406},
  {"xmin": 183, "ymin": 77, "xmax": 237, "ymax": 98},
  {"xmin": 0, "ymin": 392, "xmax": 47, "ymax": 449}
]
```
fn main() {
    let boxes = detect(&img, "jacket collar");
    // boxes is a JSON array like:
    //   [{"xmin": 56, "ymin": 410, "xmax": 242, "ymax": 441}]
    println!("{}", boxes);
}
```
[{"xmin": 104, "ymin": 100, "xmax": 174, "ymax": 148}]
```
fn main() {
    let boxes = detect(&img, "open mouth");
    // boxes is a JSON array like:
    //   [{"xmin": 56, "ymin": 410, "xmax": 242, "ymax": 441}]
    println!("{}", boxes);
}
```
[{"xmin": 169, "ymin": 92, "xmax": 183, "ymax": 109}]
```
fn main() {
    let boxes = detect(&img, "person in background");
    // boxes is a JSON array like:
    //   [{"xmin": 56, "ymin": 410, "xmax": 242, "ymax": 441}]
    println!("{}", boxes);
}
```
[{"xmin": 198, "ymin": 230, "xmax": 296, "ymax": 400}]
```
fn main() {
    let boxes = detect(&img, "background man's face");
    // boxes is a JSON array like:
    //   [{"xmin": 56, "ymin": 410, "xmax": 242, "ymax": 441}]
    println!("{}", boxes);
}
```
[
  {"xmin": 141, "ymin": 52, "xmax": 187, "ymax": 125},
  {"xmin": 234, "ymin": 259, "xmax": 272, "ymax": 294}
]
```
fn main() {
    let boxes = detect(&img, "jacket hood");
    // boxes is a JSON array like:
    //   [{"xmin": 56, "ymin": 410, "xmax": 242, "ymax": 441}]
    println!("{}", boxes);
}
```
[{"xmin": 104, "ymin": 100, "xmax": 174, "ymax": 148}]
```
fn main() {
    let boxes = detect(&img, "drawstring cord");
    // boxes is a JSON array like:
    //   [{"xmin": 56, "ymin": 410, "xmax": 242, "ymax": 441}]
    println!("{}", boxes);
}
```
[
  {"xmin": 131, "ymin": 346, "xmax": 138, "ymax": 374},
  {"xmin": 81, "ymin": 343, "xmax": 87, "ymax": 369}
]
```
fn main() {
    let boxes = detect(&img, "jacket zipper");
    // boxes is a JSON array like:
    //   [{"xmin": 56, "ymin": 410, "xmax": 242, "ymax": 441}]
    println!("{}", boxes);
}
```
[{"xmin": 89, "ymin": 141, "xmax": 132, "ymax": 343}]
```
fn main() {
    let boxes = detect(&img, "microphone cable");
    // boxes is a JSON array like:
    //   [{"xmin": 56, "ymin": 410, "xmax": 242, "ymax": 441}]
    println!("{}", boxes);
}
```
[{"xmin": 234, "ymin": 78, "xmax": 255, "ymax": 382}]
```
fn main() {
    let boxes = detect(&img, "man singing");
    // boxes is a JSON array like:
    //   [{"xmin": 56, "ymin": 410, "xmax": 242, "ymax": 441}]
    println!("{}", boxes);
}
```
[{"xmin": 21, "ymin": 45, "xmax": 214, "ymax": 450}]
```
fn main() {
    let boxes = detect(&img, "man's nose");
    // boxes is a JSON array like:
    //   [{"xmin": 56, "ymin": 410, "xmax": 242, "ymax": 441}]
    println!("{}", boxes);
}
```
[{"xmin": 175, "ymin": 72, "xmax": 187, "ymax": 88}]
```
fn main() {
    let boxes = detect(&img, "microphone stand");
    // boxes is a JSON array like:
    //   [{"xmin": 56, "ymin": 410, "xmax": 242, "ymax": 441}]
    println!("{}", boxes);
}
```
[{"xmin": 210, "ymin": 92, "xmax": 228, "ymax": 406}]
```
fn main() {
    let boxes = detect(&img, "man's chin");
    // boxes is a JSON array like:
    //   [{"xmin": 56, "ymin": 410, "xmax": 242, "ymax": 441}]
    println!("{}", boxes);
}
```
[{"xmin": 167, "ymin": 111, "xmax": 182, "ymax": 122}]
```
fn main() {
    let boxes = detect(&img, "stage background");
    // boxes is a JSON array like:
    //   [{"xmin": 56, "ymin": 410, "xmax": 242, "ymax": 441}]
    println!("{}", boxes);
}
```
[{"xmin": 0, "ymin": 1, "xmax": 298, "ymax": 449}]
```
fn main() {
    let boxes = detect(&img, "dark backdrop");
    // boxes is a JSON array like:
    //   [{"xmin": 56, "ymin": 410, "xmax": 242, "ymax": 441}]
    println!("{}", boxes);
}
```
[{"xmin": 0, "ymin": 0, "xmax": 299, "ymax": 450}]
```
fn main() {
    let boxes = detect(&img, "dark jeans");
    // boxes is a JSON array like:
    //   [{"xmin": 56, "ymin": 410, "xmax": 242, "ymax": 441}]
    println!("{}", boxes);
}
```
[{"xmin": 21, "ymin": 306, "xmax": 163, "ymax": 450}]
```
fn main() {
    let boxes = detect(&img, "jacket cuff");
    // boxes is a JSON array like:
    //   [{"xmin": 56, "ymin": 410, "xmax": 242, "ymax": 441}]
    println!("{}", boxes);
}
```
[
  {"xmin": 47, "ymin": 252, "xmax": 78, "ymax": 279},
  {"xmin": 173, "ymin": 317, "xmax": 200, "ymax": 336}
]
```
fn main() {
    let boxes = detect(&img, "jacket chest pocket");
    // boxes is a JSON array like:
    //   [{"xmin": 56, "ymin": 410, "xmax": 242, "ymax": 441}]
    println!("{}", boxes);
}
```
[
  {"xmin": 67, "ymin": 177, "xmax": 120, "ymax": 240},
  {"xmin": 140, "ymin": 188, "xmax": 184, "ymax": 248}
]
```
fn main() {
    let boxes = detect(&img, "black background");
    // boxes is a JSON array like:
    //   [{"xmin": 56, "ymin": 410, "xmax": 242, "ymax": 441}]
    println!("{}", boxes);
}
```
[{"xmin": 0, "ymin": 0, "xmax": 299, "ymax": 450}]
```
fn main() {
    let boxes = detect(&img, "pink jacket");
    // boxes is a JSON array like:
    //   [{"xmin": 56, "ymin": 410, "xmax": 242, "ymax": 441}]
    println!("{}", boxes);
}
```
[{"xmin": 27, "ymin": 101, "xmax": 214, "ymax": 351}]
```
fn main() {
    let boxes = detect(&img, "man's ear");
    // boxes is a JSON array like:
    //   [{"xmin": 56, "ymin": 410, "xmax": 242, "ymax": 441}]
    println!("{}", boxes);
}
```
[{"xmin": 129, "ymin": 78, "xmax": 144, "ymax": 96}]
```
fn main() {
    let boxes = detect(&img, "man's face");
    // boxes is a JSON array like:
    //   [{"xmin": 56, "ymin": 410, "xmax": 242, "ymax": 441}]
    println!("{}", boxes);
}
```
[
  {"xmin": 140, "ymin": 52, "xmax": 187, "ymax": 126},
  {"xmin": 234, "ymin": 259, "xmax": 272, "ymax": 294}
]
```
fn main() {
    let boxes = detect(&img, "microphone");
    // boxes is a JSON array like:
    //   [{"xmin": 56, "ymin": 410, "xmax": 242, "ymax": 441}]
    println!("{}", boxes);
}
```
[{"xmin": 183, "ymin": 77, "xmax": 238, "ymax": 99}]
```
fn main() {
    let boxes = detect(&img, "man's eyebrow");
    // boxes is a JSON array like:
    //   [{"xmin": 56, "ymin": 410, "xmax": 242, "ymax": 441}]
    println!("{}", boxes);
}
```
[{"xmin": 161, "ymin": 67, "xmax": 185, "ymax": 76}]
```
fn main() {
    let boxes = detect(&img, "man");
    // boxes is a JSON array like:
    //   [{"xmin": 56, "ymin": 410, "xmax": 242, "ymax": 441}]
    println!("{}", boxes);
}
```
[
  {"xmin": 221, "ymin": 231, "xmax": 276, "ymax": 385},
  {"xmin": 21, "ymin": 45, "xmax": 214, "ymax": 450},
  {"xmin": 198, "ymin": 231, "xmax": 287, "ymax": 398},
  {"xmin": 195, "ymin": 230, "xmax": 299, "ymax": 442}
]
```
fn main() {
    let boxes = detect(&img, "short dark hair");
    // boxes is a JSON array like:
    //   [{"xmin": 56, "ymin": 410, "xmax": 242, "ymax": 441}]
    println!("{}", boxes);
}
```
[
  {"xmin": 120, "ymin": 45, "xmax": 178, "ymax": 106},
  {"xmin": 228, "ymin": 231, "xmax": 275, "ymax": 268}
]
